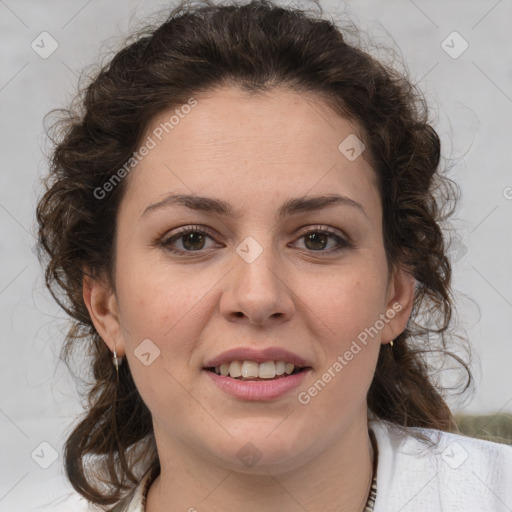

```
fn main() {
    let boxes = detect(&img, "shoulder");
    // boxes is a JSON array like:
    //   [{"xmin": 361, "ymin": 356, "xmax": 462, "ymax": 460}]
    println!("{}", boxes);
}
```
[{"xmin": 369, "ymin": 419, "xmax": 512, "ymax": 512}]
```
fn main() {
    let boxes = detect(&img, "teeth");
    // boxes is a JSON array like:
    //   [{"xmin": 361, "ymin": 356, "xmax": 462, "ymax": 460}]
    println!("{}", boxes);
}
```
[
  {"xmin": 258, "ymin": 361, "xmax": 276, "ymax": 379},
  {"xmin": 229, "ymin": 361, "xmax": 242, "ymax": 378},
  {"xmin": 213, "ymin": 360, "xmax": 300, "ymax": 379},
  {"xmin": 275, "ymin": 361, "xmax": 286, "ymax": 375},
  {"xmin": 241, "ymin": 361, "xmax": 259, "ymax": 378}
]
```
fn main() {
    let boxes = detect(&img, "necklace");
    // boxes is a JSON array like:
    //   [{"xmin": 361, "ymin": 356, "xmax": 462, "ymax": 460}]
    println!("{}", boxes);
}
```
[{"xmin": 363, "ymin": 428, "xmax": 378, "ymax": 511}]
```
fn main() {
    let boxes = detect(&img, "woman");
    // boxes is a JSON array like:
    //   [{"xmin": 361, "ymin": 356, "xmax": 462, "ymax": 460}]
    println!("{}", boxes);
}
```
[{"xmin": 35, "ymin": 0, "xmax": 512, "ymax": 510}]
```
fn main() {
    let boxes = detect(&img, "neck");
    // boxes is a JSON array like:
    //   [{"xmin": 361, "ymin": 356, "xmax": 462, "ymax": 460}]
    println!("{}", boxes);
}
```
[{"xmin": 146, "ymin": 413, "xmax": 374, "ymax": 512}]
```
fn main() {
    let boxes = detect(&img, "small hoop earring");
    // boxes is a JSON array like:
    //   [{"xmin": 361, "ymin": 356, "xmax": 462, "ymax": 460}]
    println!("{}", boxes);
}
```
[
  {"xmin": 389, "ymin": 339, "xmax": 394, "ymax": 348},
  {"xmin": 112, "ymin": 347, "xmax": 123, "ymax": 374}
]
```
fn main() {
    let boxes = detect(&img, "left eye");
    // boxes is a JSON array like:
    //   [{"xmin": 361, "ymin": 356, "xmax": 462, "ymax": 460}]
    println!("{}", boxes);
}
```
[{"xmin": 293, "ymin": 230, "xmax": 348, "ymax": 251}]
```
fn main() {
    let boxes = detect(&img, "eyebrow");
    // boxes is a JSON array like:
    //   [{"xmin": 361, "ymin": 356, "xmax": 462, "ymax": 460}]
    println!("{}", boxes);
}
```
[{"xmin": 141, "ymin": 193, "xmax": 367, "ymax": 219}]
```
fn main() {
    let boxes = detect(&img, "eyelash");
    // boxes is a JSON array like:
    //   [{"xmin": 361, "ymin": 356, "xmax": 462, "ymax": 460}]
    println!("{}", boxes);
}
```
[{"xmin": 158, "ymin": 225, "xmax": 351, "ymax": 255}]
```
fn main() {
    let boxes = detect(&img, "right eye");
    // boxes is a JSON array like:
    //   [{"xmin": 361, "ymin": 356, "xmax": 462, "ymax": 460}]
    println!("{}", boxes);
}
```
[{"xmin": 159, "ymin": 226, "xmax": 222, "ymax": 254}]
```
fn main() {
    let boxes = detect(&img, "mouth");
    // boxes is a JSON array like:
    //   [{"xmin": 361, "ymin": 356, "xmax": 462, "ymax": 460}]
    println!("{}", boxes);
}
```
[{"xmin": 204, "ymin": 360, "xmax": 310, "ymax": 381}]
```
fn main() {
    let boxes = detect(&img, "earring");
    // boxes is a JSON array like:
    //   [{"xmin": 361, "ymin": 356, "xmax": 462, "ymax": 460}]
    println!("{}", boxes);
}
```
[
  {"xmin": 389, "ymin": 340, "xmax": 394, "ymax": 348},
  {"xmin": 112, "ymin": 346, "xmax": 123, "ymax": 374}
]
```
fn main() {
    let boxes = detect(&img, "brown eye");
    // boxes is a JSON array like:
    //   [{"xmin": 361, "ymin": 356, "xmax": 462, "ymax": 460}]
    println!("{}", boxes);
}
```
[
  {"xmin": 160, "ymin": 226, "xmax": 220, "ymax": 254},
  {"xmin": 304, "ymin": 232, "xmax": 329, "ymax": 250},
  {"xmin": 293, "ymin": 228, "xmax": 350, "ymax": 253},
  {"xmin": 181, "ymin": 232, "xmax": 206, "ymax": 251}
]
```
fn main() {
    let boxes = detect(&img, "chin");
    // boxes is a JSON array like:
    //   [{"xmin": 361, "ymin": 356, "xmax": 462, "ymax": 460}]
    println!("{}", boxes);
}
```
[{"xmin": 204, "ymin": 425, "xmax": 315, "ymax": 475}]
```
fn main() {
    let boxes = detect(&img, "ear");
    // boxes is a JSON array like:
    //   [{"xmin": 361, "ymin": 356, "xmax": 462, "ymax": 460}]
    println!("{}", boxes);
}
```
[
  {"xmin": 380, "ymin": 265, "xmax": 416, "ymax": 345},
  {"xmin": 82, "ymin": 267, "xmax": 126, "ymax": 357}
]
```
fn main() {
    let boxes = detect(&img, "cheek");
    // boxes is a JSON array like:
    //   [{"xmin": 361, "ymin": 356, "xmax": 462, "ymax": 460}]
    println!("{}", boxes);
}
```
[
  {"xmin": 298, "ymin": 263, "xmax": 388, "ymax": 344},
  {"xmin": 296, "ymin": 273, "xmax": 384, "ymax": 420},
  {"xmin": 115, "ymin": 264, "xmax": 216, "ymax": 423},
  {"xmin": 116, "ymin": 259, "xmax": 218, "ymax": 365},
  {"xmin": 294, "ymin": 261, "xmax": 387, "ymax": 405}
]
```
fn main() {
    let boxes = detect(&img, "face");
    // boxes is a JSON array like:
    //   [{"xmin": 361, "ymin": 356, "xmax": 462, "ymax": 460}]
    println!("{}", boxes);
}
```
[{"xmin": 85, "ymin": 85, "xmax": 414, "ymax": 474}]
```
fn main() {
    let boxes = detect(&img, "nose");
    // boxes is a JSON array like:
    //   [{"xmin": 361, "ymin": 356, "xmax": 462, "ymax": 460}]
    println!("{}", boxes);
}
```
[{"xmin": 219, "ymin": 244, "xmax": 295, "ymax": 326}]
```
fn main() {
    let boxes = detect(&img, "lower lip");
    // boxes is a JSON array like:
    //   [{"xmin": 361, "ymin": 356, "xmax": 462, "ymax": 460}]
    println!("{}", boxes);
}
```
[{"xmin": 204, "ymin": 369, "xmax": 311, "ymax": 401}]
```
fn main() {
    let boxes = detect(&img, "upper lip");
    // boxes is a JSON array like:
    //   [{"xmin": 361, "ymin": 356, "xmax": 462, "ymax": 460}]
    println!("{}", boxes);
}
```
[{"xmin": 204, "ymin": 347, "xmax": 311, "ymax": 368}]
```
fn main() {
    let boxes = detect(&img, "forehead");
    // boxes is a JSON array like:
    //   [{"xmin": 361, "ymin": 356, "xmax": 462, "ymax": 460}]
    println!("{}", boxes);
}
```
[{"xmin": 119, "ymin": 85, "xmax": 380, "ymax": 219}]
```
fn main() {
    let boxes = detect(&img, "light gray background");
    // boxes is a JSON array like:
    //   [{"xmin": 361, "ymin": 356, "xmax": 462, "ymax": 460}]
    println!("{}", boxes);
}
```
[{"xmin": 1, "ymin": 0, "xmax": 511, "ymax": 510}]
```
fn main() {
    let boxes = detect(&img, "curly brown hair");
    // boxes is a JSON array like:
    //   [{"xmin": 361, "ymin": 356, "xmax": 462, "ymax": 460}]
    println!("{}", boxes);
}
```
[{"xmin": 35, "ymin": 0, "xmax": 471, "ymax": 508}]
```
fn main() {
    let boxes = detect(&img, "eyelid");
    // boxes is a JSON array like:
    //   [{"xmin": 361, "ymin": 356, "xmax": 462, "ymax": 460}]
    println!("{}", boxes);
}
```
[
  {"xmin": 168, "ymin": 224, "xmax": 218, "ymax": 239},
  {"xmin": 294, "ymin": 224, "xmax": 345, "ymax": 238}
]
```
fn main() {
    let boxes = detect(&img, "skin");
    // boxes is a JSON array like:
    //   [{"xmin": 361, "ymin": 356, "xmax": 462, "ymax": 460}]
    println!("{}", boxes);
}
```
[{"xmin": 83, "ymin": 85, "xmax": 415, "ymax": 512}]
